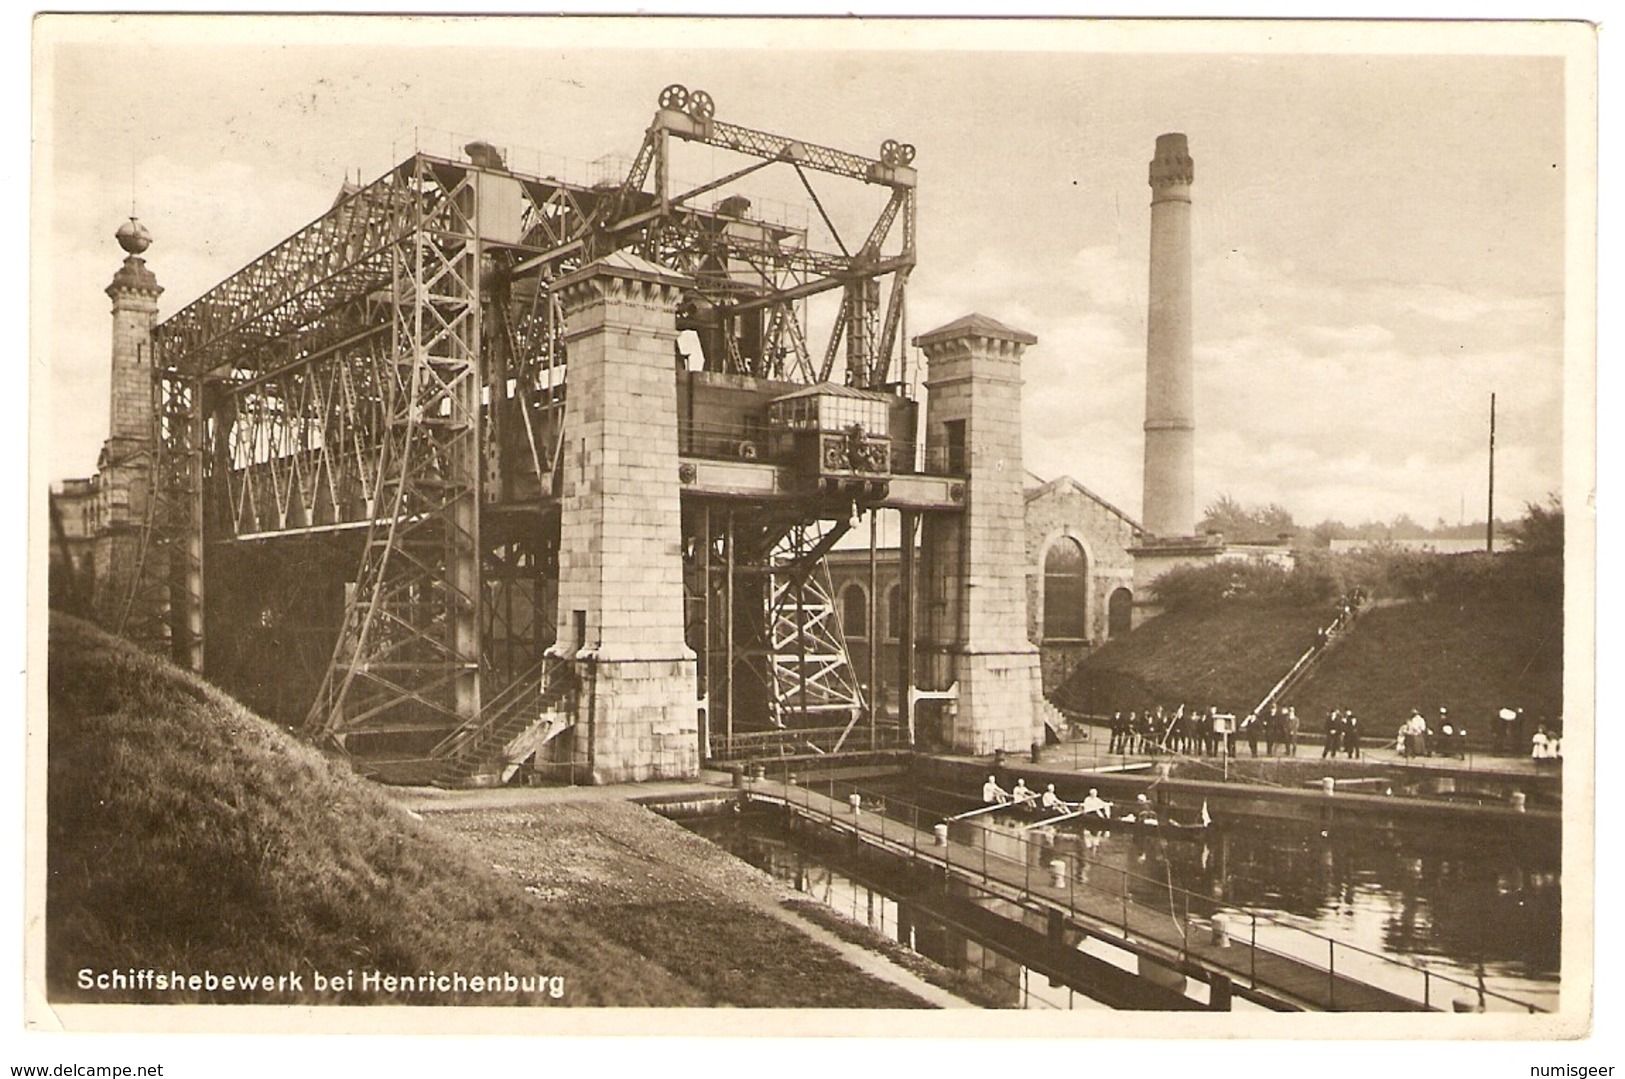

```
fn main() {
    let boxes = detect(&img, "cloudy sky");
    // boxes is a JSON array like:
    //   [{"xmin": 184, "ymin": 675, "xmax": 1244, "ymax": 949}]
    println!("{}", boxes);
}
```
[{"xmin": 34, "ymin": 17, "xmax": 1586, "ymax": 528}]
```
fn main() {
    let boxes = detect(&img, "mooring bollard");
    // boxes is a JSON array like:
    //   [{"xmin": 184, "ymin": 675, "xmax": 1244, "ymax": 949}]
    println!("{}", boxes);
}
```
[
  {"xmin": 1510, "ymin": 790, "xmax": 1527, "ymax": 812},
  {"xmin": 1031, "ymin": 741, "xmax": 1042, "ymax": 764},
  {"xmin": 732, "ymin": 765, "xmax": 745, "ymax": 790},
  {"xmin": 786, "ymin": 771, "xmax": 798, "ymax": 786},
  {"xmin": 933, "ymin": 823, "xmax": 948, "ymax": 847},
  {"xmin": 849, "ymin": 793, "xmax": 862, "ymax": 815},
  {"xmin": 755, "ymin": 763, "xmax": 767, "ymax": 782},
  {"xmin": 1321, "ymin": 777, "xmax": 1336, "ymax": 796},
  {"xmin": 1049, "ymin": 859, "xmax": 1067, "ymax": 888},
  {"xmin": 1211, "ymin": 912, "xmax": 1232, "ymax": 948}
]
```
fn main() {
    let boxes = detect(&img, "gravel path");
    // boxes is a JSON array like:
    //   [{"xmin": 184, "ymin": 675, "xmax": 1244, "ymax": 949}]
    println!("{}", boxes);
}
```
[{"xmin": 422, "ymin": 799, "xmax": 975, "ymax": 1009}]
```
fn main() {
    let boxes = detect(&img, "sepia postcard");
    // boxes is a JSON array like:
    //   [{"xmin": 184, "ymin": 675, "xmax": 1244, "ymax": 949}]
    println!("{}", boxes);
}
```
[{"xmin": 22, "ymin": 12, "xmax": 1601, "ymax": 1061}]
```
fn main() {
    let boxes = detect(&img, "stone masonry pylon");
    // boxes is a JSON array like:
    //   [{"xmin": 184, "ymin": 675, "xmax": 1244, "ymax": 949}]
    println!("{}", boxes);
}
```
[
  {"xmin": 92, "ymin": 218, "xmax": 162, "ymax": 624},
  {"xmin": 916, "ymin": 314, "xmax": 1045, "ymax": 754},
  {"xmin": 550, "ymin": 252, "xmax": 700, "ymax": 783}
]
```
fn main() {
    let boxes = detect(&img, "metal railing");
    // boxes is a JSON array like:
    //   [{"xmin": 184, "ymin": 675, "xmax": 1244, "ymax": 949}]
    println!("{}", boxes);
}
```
[
  {"xmin": 757, "ymin": 776, "xmax": 1548, "ymax": 1014},
  {"xmin": 710, "ymin": 724, "xmax": 907, "ymax": 762}
]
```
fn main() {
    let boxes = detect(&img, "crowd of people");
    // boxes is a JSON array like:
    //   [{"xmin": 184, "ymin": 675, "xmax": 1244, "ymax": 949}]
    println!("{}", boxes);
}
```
[
  {"xmin": 1101, "ymin": 701, "xmax": 1562, "ymax": 763},
  {"xmin": 1105, "ymin": 703, "xmax": 1303, "ymax": 758},
  {"xmin": 1394, "ymin": 706, "xmax": 1562, "ymax": 761}
]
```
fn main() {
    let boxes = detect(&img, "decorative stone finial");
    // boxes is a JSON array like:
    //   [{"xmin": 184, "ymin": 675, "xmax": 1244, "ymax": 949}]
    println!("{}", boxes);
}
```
[{"xmin": 115, "ymin": 217, "xmax": 152, "ymax": 256}]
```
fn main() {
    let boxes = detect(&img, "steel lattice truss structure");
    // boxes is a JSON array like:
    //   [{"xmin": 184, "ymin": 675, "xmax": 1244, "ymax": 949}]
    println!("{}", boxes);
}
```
[
  {"xmin": 132, "ymin": 86, "xmax": 917, "ymax": 753},
  {"xmin": 764, "ymin": 523, "xmax": 867, "ymax": 728}
]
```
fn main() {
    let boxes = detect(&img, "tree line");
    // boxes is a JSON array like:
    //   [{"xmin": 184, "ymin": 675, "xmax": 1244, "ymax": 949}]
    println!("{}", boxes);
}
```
[{"xmin": 1198, "ymin": 492, "xmax": 1563, "ymax": 553}]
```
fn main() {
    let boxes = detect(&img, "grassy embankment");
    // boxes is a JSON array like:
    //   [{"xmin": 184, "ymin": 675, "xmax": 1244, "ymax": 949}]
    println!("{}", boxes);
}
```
[
  {"xmin": 46, "ymin": 614, "xmax": 931, "ymax": 1007},
  {"xmin": 1285, "ymin": 596, "xmax": 1563, "ymax": 737},
  {"xmin": 1054, "ymin": 605, "xmax": 1327, "ymax": 717},
  {"xmin": 1059, "ymin": 574, "xmax": 1562, "ymax": 747}
]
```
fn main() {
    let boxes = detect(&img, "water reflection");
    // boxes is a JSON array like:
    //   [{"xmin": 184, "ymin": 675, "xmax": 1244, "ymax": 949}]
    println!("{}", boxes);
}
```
[
  {"xmin": 957, "ymin": 801, "xmax": 1559, "ymax": 1009},
  {"xmin": 685, "ymin": 780, "xmax": 1560, "ymax": 1012},
  {"xmin": 686, "ymin": 818, "xmax": 1109, "ymax": 1010}
]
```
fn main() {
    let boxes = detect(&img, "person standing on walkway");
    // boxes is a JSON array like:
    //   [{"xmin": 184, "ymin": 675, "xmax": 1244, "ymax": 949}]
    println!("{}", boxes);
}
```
[
  {"xmin": 1495, "ymin": 707, "xmax": 1519, "ymax": 754},
  {"xmin": 1343, "ymin": 710, "xmax": 1361, "ymax": 759},
  {"xmin": 1322, "ymin": 710, "xmax": 1342, "ymax": 758},
  {"xmin": 1264, "ymin": 704, "xmax": 1279, "ymax": 756},
  {"xmin": 1401, "ymin": 710, "xmax": 1427, "ymax": 758},
  {"xmin": 1243, "ymin": 713, "xmax": 1260, "ymax": 757},
  {"xmin": 1284, "ymin": 707, "xmax": 1300, "ymax": 756}
]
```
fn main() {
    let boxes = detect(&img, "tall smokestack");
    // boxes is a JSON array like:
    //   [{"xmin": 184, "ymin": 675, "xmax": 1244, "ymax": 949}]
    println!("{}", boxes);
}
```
[{"xmin": 1143, "ymin": 133, "xmax": 1196, "ymax": 537}]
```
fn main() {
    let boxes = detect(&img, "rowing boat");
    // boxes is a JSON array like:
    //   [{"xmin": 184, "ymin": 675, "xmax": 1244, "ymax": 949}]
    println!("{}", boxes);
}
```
[{"xmin": 932, "ymin": 785, "xmax": 1216, "ymax": 835}]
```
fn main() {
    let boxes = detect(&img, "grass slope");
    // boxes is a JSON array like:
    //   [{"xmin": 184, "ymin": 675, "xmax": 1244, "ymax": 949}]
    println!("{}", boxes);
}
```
[
  {"xmin": 1055, "ymin": 605, "xmax": 1327, "ymax": 716},
  {"xmin": 1057, "ymin": 594, "xmax": 1562, "ymax": 745},
  {"xmin": 46, "ymin": 615, "xmax": 928, "ymax": 1007},
  {"xmin": 1285, "ymin": 595, "xmax": 1563, "ymax": 740}
]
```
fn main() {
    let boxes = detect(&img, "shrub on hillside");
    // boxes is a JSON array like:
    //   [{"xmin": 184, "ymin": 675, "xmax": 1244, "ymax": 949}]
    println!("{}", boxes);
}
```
[
  {"xmin": 1150, "ymin": 559, "xmax": 1339, "ymax": 611},
  {"xmin": 1151, "ymin": 546, "xmax": 1560, "ymax": 613}
]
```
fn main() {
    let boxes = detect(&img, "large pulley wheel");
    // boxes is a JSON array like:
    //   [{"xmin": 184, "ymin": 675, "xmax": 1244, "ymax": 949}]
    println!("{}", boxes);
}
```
[
  {"xmin": 687, "ymin": 90, "xmax": 715, "ymax": 119},
  {"xmin": 880, "ymin": 139, "xmax": 901, "ymax": 165},
  {"xmin": 659, "ymin": 84, "xmax": 690, "ymax": 110},
  {"xmin": 897, "ymin": 143, "xmax": 916, "ymax": 166}
]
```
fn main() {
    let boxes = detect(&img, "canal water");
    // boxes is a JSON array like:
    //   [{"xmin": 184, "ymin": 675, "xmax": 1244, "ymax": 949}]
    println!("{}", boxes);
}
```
[
  {"xmin": 680, "ymin": 782, "xmax": 1560, "ymax": 1012},
  {"xmin": 682, "ymin": 810, "xmax": 1118, "ymax": 1010}
]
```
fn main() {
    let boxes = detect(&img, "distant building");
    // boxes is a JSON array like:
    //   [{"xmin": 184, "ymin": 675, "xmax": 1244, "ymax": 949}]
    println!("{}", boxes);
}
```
[
  {"xmin": 825, "ymin": 471, "xmax": 1144, "ymax": 703},
  {"xmin": 1328, "ymin": 537, "xmax": 1490, "ymax": 556},
  {"xmin": 48, "ymin": 477, "xmax": 101, "ymax": 608},
  {"xmin": 1217, "ymin": 538, "xmax": 1297, "ymax": 568}
]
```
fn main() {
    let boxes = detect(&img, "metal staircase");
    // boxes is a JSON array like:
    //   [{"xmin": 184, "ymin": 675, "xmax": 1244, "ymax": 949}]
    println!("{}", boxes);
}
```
[
  {"xmin": 431, "ymin": 655, "xmax": 577, "ymax": 787},
  {"xmin": 1252, "ymin": 605, "xmax": 1357, "ymax": 716}
]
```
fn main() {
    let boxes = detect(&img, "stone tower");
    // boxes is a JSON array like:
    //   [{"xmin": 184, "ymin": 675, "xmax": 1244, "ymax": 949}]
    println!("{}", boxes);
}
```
[
  {"xmin": 91, "ymin": 218, "xmax": 162, "ymax": 621},
  {"xmin": 549, "ymin": 251, "xmax": 700, "ymax": 783},
  {"xmin": 916, "ymin": 314, "xmax": 1045, "ymax": 754},
  {"xmin": 1143, "ymin": 133, "xmax": 1196, "ymax": 538}
]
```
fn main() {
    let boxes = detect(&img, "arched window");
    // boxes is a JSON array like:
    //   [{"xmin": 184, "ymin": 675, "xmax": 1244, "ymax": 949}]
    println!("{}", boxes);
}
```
[
  {"xmin": 1043, "ymin": 538, "xmax": 1087, "ymax": 640},
  {"xmin": 886, "ymin": 583, "xmax": 903, "ymax": 640},
  {"xmin": 1109, "ymin": 587, "xmax": 1134, "ymax": 638},
  {"xmin": 841, "ymin": 583, "xmax": 868, "ymax": 638}
]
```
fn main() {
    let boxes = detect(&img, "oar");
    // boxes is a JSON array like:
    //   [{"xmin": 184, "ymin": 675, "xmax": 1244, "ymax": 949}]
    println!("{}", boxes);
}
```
[
  {"xmin": 944, "ymin": 801, "xmax": 1011, "ymax": 823},
  {"xmin": 1022, "ymin": 807, "xmax": 1085, "ymax": 829}
]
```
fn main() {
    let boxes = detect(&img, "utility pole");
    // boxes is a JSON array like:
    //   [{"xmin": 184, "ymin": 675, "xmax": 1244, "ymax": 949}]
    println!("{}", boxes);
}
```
[{"xmin": 1486, "ymin": 393, "xmax": 1497, "ymax": 553}]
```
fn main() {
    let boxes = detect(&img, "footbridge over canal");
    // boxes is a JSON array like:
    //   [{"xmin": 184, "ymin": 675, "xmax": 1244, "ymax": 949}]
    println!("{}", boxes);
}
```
[{"xmin": 735, "ymin": 777, "xmax": 1549, "ymax": 1013}]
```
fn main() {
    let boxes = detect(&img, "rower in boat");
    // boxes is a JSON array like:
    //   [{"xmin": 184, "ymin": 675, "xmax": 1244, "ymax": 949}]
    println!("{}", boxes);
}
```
[
  {"xmin": 1040, "ymin": 783, "xmax": 1068, "ymax": 812},
  {"xmin": 1079, "ymin": 788, "xmax": 1113, "ymax": 820},
  {"xmin": 1010, "ymin": 778, "xmax": 1039, "ymax": 810},
  {"xmin": 982, "ymin": 775, "xmax": 1011, "ymax": 805},
  {"xmin": 1120, "ymin": 793, "xmax": 1159, "ymax": 825}
]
